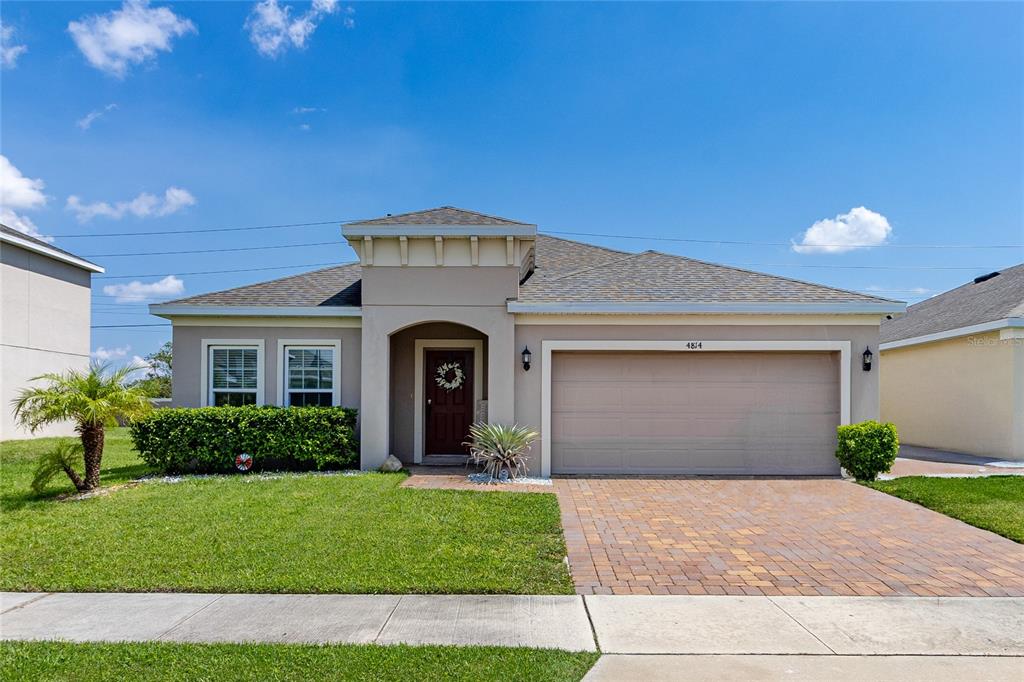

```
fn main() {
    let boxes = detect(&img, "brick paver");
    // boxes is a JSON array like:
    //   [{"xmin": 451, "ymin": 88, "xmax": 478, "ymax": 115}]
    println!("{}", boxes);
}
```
[{"xmin": 555, "ymin": 478, "xmax": 1024, "ymax": 597}]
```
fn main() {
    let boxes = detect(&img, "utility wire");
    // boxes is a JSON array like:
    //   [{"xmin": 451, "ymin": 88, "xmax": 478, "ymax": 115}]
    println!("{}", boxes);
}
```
[
  {"xmin": 94, "ymin": 261, "xmax": 349, "ymax": 280},
  {"xmin": 84, "ymin": 240, "xmax": 343, "ymax": 258},
  {"xmin": 51, "ymin": 219, "xmax": 358, "ymax": 238},
  {"xmin": 545, "ymin": 230, "xmax": 1024, "ymax": 250},
  {"xmin": 37, "ymin": 217, "xmax": 1022, "ymax": 250}
]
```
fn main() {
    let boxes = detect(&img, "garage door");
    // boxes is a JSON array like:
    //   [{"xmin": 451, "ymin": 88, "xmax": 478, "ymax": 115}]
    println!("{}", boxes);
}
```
[{"xmin": 551, "ymin": 351, "xmax": 840, "ymax": 475}]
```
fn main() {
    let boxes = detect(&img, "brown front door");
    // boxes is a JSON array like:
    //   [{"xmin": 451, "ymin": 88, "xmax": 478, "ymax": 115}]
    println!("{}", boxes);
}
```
[{"xmin": 425, "ymin": 349, "xmax": 474, "ymax": 455}]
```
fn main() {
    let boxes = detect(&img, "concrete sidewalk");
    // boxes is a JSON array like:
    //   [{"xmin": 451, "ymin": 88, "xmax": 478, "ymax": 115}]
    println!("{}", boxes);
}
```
[{"xmin": 3, "ymin": 592, "xmax": 1023, "ymax": 658}]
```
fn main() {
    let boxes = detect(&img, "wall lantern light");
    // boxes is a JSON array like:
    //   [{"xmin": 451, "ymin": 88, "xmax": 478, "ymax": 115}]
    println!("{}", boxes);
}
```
[
  {"xmin": 862, "ymin": 347, "xmax": 873, "ymax": 372},
  {"xmin": 522, "ymin": 346, "xmax": 532, "ymax": 371}
]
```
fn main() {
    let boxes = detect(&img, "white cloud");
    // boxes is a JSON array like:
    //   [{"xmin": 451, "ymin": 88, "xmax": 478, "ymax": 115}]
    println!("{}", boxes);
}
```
[
  {"xmin": 92, "ymin": 345, "xmax": 131, "ymax": 361},
  {"xmin": 0, "ymin": 155, "xmax": 52, "ymax": 241},
  {"xmin": 66, "ymin": 186, "xmax": 196, "ymax": 222},
  {"xmin": 245, "ymin": 0, "xmax": 352, "ymax": 58},
  {"xmin": 68, "ymin": 0, "xmax": 196, "ymax": 78},
  {"xmin": 103, "ymin": 275, "xmax": 184, "ymax": 303},
  {"xmin": 0, "ymin": 155, "xmax": 47, "ymax": 210},
  {"xmin": 299, "ymin": 123, "xmax": 311, "ymax": 131},
  {"xmin": 1, "ymin": 21, "xmax": 28, "ymax": 68},
  {"xmin": 792, "ymin": 206, "xmax": 892, "ymax": 254},
  {"xmin": 129, "ymin": 355, "xmax": 153, "ymax": 374},
  {"xmin": 77, "ymin": 103, "xmax": 119, "ymax": 130},
  {"xmin": 292, "ymin": 106, "xmax": 325, "ymax": 114}
]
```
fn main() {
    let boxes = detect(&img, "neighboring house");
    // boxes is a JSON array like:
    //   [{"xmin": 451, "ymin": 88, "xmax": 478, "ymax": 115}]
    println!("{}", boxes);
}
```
[
  {"xmin": 880, "ymin": 264, "xmax": 1024, "ymax": 461},
  {"xmin": 151, "ymin": 207, "xmax": 904, "ymax": 476},
  {"xmin": 1, "ymin": 224, "xmax": 104, "ymax": 439}
]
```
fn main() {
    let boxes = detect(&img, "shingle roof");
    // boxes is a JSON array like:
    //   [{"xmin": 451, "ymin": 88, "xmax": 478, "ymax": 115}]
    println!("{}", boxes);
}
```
[
  {"xmin": 161, "ymin": 234, "xmax": 897, "ymax": 309},
  {"xmin": 881, "ymin": 263, "xmax": 1024, "ymax": 343},
  {"xmin": 520, "ymin": 242, "xmax": 893, "ymax": 304},
  {"xmin": 347, "ymin": 206, "xmax": 531, "ymax": 226},
  {"xmin": 166, "ymin": 262, "xmax": 362, "ymax": 307},
  {"xmin": 0, "ymin": 222, "xmax": 103, "ymax": 272}
]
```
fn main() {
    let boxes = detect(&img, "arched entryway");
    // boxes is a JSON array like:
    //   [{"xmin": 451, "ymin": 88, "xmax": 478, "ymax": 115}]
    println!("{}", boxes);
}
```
[{"xmin": 388, "ymin": 321, "xmax": 488, "ymax": 464}]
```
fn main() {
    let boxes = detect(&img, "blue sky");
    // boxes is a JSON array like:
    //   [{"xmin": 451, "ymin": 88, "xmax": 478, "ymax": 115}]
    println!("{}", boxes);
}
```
[{"xmin": 1, "ymin": 1, "xmax": 1021, "ymax": 364}]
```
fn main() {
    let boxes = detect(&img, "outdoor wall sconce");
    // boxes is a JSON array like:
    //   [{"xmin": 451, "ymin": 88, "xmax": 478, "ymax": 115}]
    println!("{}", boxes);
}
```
[
  {"xmin": 862, "ymin": 346, "xmax": 873, "ymax": 372},
  {"xmin": 522, "ymin": 346, "xmax": 532, "ymax": 371}
]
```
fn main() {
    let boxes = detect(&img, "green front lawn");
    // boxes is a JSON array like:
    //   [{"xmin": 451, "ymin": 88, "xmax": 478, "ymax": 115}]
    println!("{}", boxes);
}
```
[
  {"xmin": 0, "ymin": 430, "xmax": 573, "ymax": 594},
  {"xmin": 867, "ymin": 476, "xmax": 1024, "ymax": 543},
  {"xmin": 0, "ymin": 641, "xmax": 599, "ymax": 682}
]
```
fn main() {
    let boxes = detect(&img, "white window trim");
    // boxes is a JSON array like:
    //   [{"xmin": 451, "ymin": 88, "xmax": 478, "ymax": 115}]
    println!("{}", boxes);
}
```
[
  {"xmin": 538, "ymin": 339, "xmax": 852, "ymax": 478},
  {"xmin": 201, "ymin": 339, "xmax": 265, "ymax": 407},
  {"xmin": 276, "ymin": 339, "xmax": 342, "ymax": 407},
  {"xmin": 413, "ymin": 339, "xmax": 484, "ymax": 463}
]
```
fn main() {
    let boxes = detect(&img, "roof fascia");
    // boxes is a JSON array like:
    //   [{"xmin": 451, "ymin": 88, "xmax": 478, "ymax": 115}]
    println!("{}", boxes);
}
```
[
  {"xmin": 1, "ymin": 231, "xmax": 105, "ymax": 273},
  {"xmin": 150, "ymin": 304, "xmax": 362, "ymax": 318},
  {"xmin": 507, "ymin": 301, "xmax": 906, "ymax": 315},
  {"xmin": 343, "ymin": 224, "xmax": 536, "ymax": 238},
  {"xmin": 880, "ymin": 318, "xmax": 1024, "ymax": 350}
]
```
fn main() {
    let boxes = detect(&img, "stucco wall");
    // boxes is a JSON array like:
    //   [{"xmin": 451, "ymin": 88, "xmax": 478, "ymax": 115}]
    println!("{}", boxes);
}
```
[
  {"xmin": 1, "ymin": 242, "xmax": 92, "ymax": 439},
  {"xmin": 513, "ymin": 322, "xmax": 882, "ymax": 448},
  {"xmin": 170, "ymin": 324, "xmax": 362, "ymax": 411},
  {"xmin": 881, "ymin": 331, "xmax": 1022, "ymax": 460}
]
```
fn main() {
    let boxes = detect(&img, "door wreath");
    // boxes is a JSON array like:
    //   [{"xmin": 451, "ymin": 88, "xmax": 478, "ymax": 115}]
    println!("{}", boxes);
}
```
[{"xmin": 435, "ymin": 361, "xmax": 465, "ymax": 391}]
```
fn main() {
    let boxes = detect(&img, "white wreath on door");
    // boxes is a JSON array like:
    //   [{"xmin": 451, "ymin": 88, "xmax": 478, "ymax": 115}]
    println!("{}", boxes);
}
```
[{"xmin": 435, "ymin": 361, "xmax": 465, "ymax": 391}]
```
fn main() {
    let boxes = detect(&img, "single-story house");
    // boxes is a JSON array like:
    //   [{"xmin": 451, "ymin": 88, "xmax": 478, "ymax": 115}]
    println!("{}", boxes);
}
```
[
  {"xmin": 151, "ymin": 207, "xmax": 905, "ymax": 476},
  {"xmin": 1, "ymin": 223, "xmax": 104, "ymax": 439},
  {"xmin": 880, "ymin": 263, "xmax": 1023, "ymax": 461}
]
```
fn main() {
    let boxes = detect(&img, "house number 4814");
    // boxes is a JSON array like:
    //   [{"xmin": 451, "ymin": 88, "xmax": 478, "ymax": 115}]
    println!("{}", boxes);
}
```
[{"xmin": 685, "ymin": 342, "xmax": 703, "ymax": 350}]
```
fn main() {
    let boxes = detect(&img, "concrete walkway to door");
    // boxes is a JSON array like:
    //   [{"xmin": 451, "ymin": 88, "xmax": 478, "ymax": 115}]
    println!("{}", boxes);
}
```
[{"xmin": 555, "ymin": 478, "xmax": 1024, "ymax": 597}]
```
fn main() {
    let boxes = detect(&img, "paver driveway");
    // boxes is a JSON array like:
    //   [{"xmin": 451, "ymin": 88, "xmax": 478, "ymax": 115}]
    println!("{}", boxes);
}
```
[{"xmin": 555, "ymin": 478, "xmax": 1024, "ymax": 597}]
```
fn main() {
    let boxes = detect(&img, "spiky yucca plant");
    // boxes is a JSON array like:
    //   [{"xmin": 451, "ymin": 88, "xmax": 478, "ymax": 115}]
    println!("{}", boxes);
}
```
[
  {"xmin": 463, "ymin": 422, "xmax": 539, "ymax": 482},
  {"xmin": 12, "ymin": 362, "xmax": 152, "ymax": 492}
]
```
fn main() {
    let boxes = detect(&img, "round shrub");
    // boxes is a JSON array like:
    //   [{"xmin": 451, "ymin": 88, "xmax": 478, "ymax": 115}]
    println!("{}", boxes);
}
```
[
  {"xmin": 835, "ymin": 420, "xmax": 899, "ymax": 482},
  {"xmin": 130, "ymin": 406, "xmax": 358, "ymax": 474}
]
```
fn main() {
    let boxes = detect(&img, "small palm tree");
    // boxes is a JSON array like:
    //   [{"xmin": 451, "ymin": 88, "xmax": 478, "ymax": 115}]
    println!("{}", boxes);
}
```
[{"xmin": 12, "ymin": 362, "xmax": 153, "ymax": 492}]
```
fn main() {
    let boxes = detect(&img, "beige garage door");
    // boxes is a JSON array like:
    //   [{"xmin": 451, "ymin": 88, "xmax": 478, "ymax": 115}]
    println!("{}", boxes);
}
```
[{"xmin": 551, "ymin": 351, "xmax": 840, "ymax": 475}]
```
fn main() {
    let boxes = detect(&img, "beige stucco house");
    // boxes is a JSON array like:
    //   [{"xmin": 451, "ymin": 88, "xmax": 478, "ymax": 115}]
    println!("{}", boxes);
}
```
[
  {"xmin": 881, "ymin": 264, "xmax": 1024, "ymax": 461},
  {"xmin": 1, "ymin": 224, "xmax": 104, "ymax": 439},
  {"xmin": 151, "ymin": 207, "xmax": 904, "ymax": 476}
]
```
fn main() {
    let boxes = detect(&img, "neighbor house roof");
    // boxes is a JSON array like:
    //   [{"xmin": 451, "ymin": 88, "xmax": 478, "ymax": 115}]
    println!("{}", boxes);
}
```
[
  {"xmin": 0, "ymin": 223, "xmax": 104, "ymax": 273},
  {"xmin": 155, "ymin": 234, "xmax": 900, "ymax": 315},
  {"xmin": 346, "ymin": 206, "xmax": 532, "ymax": 226},
  {"xmin": 881, "ymin": 263, "xmax": 1024, "ymax": 346}
]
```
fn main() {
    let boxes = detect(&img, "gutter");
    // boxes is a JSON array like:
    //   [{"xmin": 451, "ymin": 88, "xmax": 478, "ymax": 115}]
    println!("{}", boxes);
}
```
[
  {"xmin": 507, "ymin": 301, "xmax": 907, "ymax": 315},
  {"xmin": 1, "ymin": 232, "xmax": 104, "ymax": 273},
  {"xmin": 880, "ymin": 318, "xmax": 1024, "ymax": 350},
  {"xmin": 149, "ymin": 304, "xmax": 363, "ymax": 318}
]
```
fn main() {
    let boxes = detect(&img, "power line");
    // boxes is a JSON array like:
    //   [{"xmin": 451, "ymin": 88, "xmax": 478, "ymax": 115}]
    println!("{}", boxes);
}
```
[
  {"xmin": 94, "ymin": 260, "xmax": 349, "ymax": 280},
  {"xmin": 84, "ymin": 240, "xmax": 343, "ymax": 258},
  {"xmin": 51, "ymin": 219, "xmax": 359, "ymax": 238},
  {"xmin": 545, "ymin": 230, "xmax": 1024, "ymax": 250}
]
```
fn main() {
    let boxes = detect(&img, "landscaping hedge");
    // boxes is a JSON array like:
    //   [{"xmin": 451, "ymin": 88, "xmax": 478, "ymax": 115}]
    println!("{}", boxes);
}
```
[
  {"xmin": 130, "ymin": 406, "xmax": 358, "ymax": 474},
  {"xmin": 835, "ymin": 420, "xmax": 899, "ymax": 482}
]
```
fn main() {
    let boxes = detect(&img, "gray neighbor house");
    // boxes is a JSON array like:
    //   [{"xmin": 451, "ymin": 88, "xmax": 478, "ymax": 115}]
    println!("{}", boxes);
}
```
[
  {"xmin": 1, "ymin": 224, "xmax": 104, "ymax": 439},
  {"xmin": 151, "ymin": 207, "xmax": 905, "ymax": 476}
]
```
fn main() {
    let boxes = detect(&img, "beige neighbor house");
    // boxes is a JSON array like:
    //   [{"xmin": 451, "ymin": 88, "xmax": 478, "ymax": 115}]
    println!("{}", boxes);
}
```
[
  {"xmin": 1, "ymin": 224, "xmax": 104, "ymax": 439},
  {"xmin": 881, "ymin": 264, "xmax": 1024, "ymax": 461},
  {"xmin": 151, "ymin": 207, "xmax": 905, "ymax": 476}
]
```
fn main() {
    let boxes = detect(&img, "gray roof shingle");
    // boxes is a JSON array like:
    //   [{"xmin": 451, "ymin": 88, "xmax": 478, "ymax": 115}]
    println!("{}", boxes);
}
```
[
  {"xmin": 347, "ymin": 206, "xmax": 531, "ymax": 226},
  {"xmin": 162, "ymin": 234, "xmax": 897, "ymax": 309},
  {"xmin": 166, "ymin": 262, "xmax": 362, "ymax": 307},
  {"xmin": 881, "ymin": 263, "xmax": 1024, "ymax": 343},
  {"xmin": 520, "ymin": 242, "xmax": 894, "ymax": 304}
]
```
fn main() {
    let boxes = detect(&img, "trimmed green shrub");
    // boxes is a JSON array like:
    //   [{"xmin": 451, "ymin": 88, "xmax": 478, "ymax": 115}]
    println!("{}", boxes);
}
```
[
  {"xmin": 835, "ymin": 420, "xmax": 899, "ymax": 482},
  {"xmin": 130, "ymin": 406, "xmax": 358, "ymax": 474}
]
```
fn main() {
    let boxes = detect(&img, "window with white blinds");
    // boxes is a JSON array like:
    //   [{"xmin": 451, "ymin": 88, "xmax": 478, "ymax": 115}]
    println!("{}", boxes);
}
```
[
  {"xmin": 284, "ymin": 346, "xmax": 335, "ymax": 407},
  {"xmin": 209, "ymin": 346, "xmax": 259, "ymax": 406}
]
